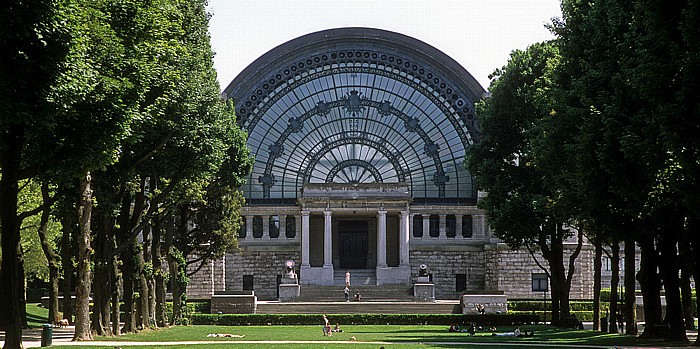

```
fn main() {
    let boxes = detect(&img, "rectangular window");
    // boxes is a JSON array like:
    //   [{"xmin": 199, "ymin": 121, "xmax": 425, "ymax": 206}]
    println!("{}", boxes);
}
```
[
  {"xmin": 412, "ymin": 215, "xmax": 423, "ymax": 237},
  {"xmin": 286, "ymin": 215, "xmax": 296, "ymax": 238},
  {"xmin": 456, "ymin": 273, "xmax": 467, "ymax": 292},
  {"xmin": 446, "ymin": 215, "xmax": 456, "ymax": 237},
  {"xmin": 243, "ymin": 275, "xmax": 254, "ymax": 291},
  {"xmin": 253, "ymin": 216, "xmax": 263, "ymax": 238},
  {"xmin": 429, "ymin": 215, "xmax": 439, "ymax": 237},
  {"xmin": 269, "ymin": 215, "xmax": 280, "ymax": 238},
  {"xmin": 462, "ymin": 215, "xmax": 473, "ymax": 238},
  {"xmin": 602, "ymin": 256, "xmax": 612, "ymax": 271},
  {"xmin": 532, "ymin": 273, "xmax": 548, "ymax": 292}
]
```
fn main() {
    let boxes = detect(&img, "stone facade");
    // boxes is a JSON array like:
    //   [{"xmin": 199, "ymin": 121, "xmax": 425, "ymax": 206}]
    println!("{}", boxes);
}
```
[
  {"xmin": 225, "ymin": 249, "xmax": 300, "ymax": 300},
  {"xmin": 185, "ymin": 256, "xmax": 226, "ymax": 300},
  {"xmin": 409, "ymin": 249, "xmax": 486, "ymax": 300}
]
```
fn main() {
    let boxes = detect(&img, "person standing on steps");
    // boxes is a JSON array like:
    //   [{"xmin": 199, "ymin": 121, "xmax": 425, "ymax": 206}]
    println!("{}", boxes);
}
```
[{"xmin": 345, "ymin": 270, "xmax": 351, "ymax": 286}]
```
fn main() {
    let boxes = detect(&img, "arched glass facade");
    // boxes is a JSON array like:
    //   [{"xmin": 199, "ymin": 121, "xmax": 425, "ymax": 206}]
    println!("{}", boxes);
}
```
[{"xmin": 224, "ymin": 28, "xmax": 485, "ymax": 205}]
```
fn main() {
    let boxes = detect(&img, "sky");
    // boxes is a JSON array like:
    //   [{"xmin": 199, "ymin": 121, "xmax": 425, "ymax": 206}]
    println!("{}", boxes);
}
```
[{"xmin": 206, "ymin": 0, "xmax": 562, "ymax": 91}]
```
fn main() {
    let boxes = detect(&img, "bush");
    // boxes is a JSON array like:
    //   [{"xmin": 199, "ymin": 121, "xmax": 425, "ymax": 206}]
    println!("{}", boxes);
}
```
[{"xmin": 190, "ymin": 313, "xmax": 539, "ymax": 326}]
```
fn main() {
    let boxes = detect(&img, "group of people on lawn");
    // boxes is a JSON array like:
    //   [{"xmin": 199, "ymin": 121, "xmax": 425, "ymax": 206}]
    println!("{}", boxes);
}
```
[{"xmin": 449, "ymin": 323, "xmax": 534, "ymax": 337}]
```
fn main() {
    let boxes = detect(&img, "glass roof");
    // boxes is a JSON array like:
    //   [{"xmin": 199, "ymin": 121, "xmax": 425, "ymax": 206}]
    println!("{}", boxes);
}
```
[{"xmin": 225, "ymin": 29, "xmax": 484, "ymax": 205}]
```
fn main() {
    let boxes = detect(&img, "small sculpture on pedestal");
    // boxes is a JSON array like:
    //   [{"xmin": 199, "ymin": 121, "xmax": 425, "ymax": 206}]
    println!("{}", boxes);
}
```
[
  {"xmin": 278, "ymin": 260, "xmax": 300, "ymax": 301},
  {"xmin": 417, "ymin": 264, "xmax": 430, "ymax": 283},
  {"xmin": 414, "ymin": 263, "xmax": 435, "ymax": 301}
]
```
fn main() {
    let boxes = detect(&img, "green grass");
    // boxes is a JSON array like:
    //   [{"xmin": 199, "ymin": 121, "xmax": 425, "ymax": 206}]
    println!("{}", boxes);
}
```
[
  {"xmin": 26, "ymin": 303, "xmax": 50, "ymax": 328},
  {"xmin": 86, "ymin": 324, "xmax": 692, "ymax": 347}
]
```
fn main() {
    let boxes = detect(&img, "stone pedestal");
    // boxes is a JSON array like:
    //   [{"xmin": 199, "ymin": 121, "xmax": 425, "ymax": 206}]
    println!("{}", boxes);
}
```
[
  {"xmin": 278, "ymin": 271, "xmax": 300, "ymax": 301},
  {"xmin": 413, "ymin": 283, "xmax": 435, "ymax": 302},
  {"xmin": 278, "ymin": 284, "xmax": 300, "ymax": 301},
  {"xmin": 211, "ymin": 291, "xmax": 257, "ymax": 314}
]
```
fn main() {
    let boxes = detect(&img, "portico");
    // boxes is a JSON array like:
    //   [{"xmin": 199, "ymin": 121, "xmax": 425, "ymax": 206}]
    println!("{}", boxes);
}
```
[{"xmin": 298, "ymin": 183, "xmax": 412, "ymax": 285}]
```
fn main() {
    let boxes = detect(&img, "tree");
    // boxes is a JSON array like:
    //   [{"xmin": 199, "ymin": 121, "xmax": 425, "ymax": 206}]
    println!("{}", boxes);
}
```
[
  {"xmin": 1, "ymin": 1, "xmax": 71, "ymax": 347},
  {"xmin": 468, "ymin": 41, "xmax": 583, "ymax": 325}
]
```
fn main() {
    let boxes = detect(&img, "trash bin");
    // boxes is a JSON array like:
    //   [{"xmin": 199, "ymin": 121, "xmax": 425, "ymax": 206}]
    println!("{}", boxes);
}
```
[
  {"xmin": 601, "ymin": 317, "xmax": 608, "ymax": 333},
  {"xmin": 41, "ymin": 323, "xmax": 53, "ymax": 347}
]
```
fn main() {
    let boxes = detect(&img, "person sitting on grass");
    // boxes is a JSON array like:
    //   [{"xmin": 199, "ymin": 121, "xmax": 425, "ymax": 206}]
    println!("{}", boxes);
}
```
[{"xmin": 332, "ymin": 323, "xmax": 343, "ymax": 332}]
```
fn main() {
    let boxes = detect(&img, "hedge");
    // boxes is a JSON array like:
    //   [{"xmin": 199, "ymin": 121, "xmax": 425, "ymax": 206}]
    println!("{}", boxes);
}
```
[
  {"xmin": 190, "ymin": 313, "xmax": 540, "ymax": 326},
  {"xmin": 508, "ymin": 310, "xmax": 595, "ymax": 322}
]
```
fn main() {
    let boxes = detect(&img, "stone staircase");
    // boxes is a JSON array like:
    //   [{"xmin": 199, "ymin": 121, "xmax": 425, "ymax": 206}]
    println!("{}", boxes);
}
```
[
  {"xmin": 254, "ymin": 268, "xmax": 461, "ymax": 314},
  {"xmin": 256, "ymin": 299, "xmax": 460, "ymax": 314}
]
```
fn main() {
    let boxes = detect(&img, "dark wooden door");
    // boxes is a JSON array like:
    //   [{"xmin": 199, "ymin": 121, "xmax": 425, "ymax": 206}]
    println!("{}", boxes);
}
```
[{"xmin": 338, "ymin": 221, "xmax": 368, "ymax": 269}]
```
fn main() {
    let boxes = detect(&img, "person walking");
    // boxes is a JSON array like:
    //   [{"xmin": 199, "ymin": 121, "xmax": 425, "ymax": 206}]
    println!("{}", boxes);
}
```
[{"xmin": 344, "ymin": 285, "xmax": 350, "ymax": 302}]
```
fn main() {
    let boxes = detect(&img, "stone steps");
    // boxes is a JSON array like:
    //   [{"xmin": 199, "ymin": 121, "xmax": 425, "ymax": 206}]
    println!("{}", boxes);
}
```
[
  {"xmin": 294, "ymin": 285, "xmax": 414, "ymax": 302},
  {"xmin": 256, "ymin": 300, "xmax": 461, "ymax": 314}
]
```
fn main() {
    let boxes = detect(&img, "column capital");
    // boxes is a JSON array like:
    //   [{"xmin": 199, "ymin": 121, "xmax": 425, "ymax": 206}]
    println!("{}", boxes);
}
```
[{"xmin": 302, "ymin": 210, "xmax": 310, "ymax": 216}]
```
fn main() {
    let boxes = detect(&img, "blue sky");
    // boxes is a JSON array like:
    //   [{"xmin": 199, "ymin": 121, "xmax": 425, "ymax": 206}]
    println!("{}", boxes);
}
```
[{"xmin": 207, "ymin": 0, "xmax": 562, "ymax": 91}]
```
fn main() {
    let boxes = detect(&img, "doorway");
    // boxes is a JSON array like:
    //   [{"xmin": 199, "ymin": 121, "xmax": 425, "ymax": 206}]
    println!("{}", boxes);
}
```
[{"xmin": 338, "ymin": 221, "xmax": 368, "ymax": 269}]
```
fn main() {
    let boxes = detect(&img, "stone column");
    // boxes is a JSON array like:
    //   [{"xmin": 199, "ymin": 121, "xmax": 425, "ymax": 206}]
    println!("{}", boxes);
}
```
[
  {"xmin": 245, "ymin": 215, "xmax": 253, "ymax": 241},
  {"xmin": 377, "ymin": 209, "xmax": 387, "ymax": 268},
  {"xmin": 279, "ymin": 215, "xmax": 287, "ymax": 239},
  {"xmin": 439, "ymin": 214, "xmax": 447, "ymax": 239},
  {"xmin": 323, "ymin": 210, "xmax": 333, "ymax": 267},
  {"xmin": 456, "ymin": 214, "xmax": 463, "ymax": 239},
  {"xmin": 399, "ymin": 210, "xmax": 410, "ymax": 266},
  {"xmin": 474, "ymin": 214, "xmax": 486, "ymax": 237},
  {"xmin": 295, "ymin": 214, "xmax": 301, "ymax": 239},
  {"xmin": 422, "ymin": 215, "xmax": 430, "ymax": 239},
  {"xmin": 301, "ymin": 211, "xmax": 310, "ymax": 267},
  {"xmin": 409, "ymin": 213, "xmax": 415, "ymax": 238},
  {"xmin": 262, "ymin": 215, "xmax": 270, "ymax": 240}
]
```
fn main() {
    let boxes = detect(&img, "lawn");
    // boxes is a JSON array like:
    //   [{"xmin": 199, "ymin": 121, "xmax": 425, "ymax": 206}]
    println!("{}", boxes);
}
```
[
  {"xmin": 80, "ymin": 324, "xmax": 691, "ymax": 347},
  {"xmin": 26, "ymin": 303, "xmax": 50, "ymax": 328}
]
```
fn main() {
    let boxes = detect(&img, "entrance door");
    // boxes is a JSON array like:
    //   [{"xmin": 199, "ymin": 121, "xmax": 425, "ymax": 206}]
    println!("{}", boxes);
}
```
[{"xmin": 338, "ymin": 221, "xmax": 368, "ymax": 269}]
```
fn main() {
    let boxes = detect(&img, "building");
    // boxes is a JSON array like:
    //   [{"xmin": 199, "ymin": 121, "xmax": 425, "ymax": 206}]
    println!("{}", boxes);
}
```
[{"xmin": 186, "ymin": 27, "xmax": 601, "ymax": 301}]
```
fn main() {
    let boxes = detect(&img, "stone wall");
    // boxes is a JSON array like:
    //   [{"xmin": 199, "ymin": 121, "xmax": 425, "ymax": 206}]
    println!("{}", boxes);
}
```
[
  {"xmin": 226, "ymin": 249, "xmax": 300, "ymax": 300},
  {"xmin": 185, "ymin": 256, "xmax": 226, "ymax": 300},
  {"xmin": 409, "ymin": 249, "xmax": 485, "ymax": 300},
  {"xmin": 489, "ymin": 243, "xmax": 597, "ymax": 299}
]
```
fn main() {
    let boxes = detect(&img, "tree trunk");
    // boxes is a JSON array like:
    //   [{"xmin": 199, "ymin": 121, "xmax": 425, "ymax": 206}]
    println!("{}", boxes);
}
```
[
  {"xmin": 637, "ymin": 235, "xmax": 663, "ymax": 339},
  {"xmin": 37, "ymin": 182, "xmax": 60, "ymax": 325},
  {"xmin": 73, "ymin": 172, "xmax": 94, "ymax": 341},
  {"xmin": 687, "ymin": 214, "xmax": 700, "ymax": 346},
  {"xmin": 121, "ymin": 243, "xmax": 137, "ymax": 333},
  {"xmin": 18, "ymin": 249, "xmax": 28, "ymax": 329},
  {"xmin": 168, "ymin": 246, "xmax": 184, "ymax": 322},
  {"xmin": 624, "ymin": 238, "xmax": 637, "ymax": 335},
  {"xmin": 593, "ymin": 239, "xmax": 602, "ymax": 331},
  {"xmin": 658, "ymin": 231, "xmax": 688, "ymax": 342},
  {"xmin": 609, "ymin": 238, "xmax": 620, "ymax": 334},
  {"xmin": 547, "ymin": 225, "xmax": 566, "ymax": 326},
  {"xmin": 137, "ymin": 234, "xmax": 150, "ymax": 329},
  {"xmin": 142, "ymin": 227, "xmax": 155, "ymax": 328},
  {"xmin": 0, "ymin": 124, "xmax": 25, "ymax": 349},
  {"xmin": 91, "ymin": 211, "xmax": 114, "ymax": 336},
  {"xmin": 60, "ymin": 192, "xmax": 76, "ymax": 324},
  {"xmin": 111, "ymin": 254, "xmax": 121, "ymax": 336},
  {"xmin": 680, "ymin": 263, "xmax": 694, "ymax": 330},
  {"xmin": 153, "ymin": 211, "xmax": 168, "ymax": 327}
]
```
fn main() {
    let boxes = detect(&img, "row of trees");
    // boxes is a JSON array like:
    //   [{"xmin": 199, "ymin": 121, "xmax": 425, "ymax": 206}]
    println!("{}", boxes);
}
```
[
  {"xmin": 468, "ymin": 0, "xmax": 698, "ymax": 345},
  {"xmin": 0, "ymin": 1, "xmax": 252, "ymax": 348}
]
